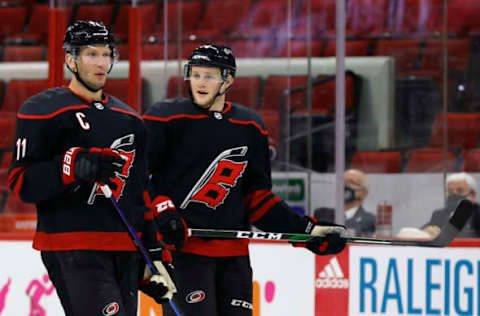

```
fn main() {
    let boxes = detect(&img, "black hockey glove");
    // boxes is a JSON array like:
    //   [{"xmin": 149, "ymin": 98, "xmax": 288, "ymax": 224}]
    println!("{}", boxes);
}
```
[
  {"xmin": 61, "ymin": 147, "xmax": 126, "ymax": 188},
  {"xmin": 151, "ymin": 196, "xmax": 188, "ymax": 250},
  {"xmin": 139, "ymin": 247, "xmax": 177, "ymax": 304},
  {"xmin": 293, "ymin": 216, "xmax": 347, "ymax": 256}
]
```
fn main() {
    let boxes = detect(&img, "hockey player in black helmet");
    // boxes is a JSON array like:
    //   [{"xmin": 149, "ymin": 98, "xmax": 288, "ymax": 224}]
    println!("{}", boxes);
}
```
[
  {"xmin": 8, "ymin": 20, "xmax": 178, "ymax": 315},
  {"xmin": 143, "ymin": 43, "xmax": 347, "ymax": 316}
]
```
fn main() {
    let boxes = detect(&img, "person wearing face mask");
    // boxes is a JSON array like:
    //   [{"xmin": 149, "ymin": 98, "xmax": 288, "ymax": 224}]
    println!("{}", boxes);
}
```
[
  {"xmin": 314, "ymin": 169, "xmax": 376, "ymax": 237},
  {"xmin": 421, "ymin": 172, "xmax": 480, "ymax": 238}
]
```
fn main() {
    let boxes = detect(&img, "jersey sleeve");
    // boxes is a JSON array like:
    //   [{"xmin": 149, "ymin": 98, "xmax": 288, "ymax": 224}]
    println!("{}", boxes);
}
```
[
  {"xmin": 8, "ymin": 103, "xmax": 67, "ymax": 204},
  {"xmin": 243, "ymin": 113, "xmax": 310, "ymax": 234}
]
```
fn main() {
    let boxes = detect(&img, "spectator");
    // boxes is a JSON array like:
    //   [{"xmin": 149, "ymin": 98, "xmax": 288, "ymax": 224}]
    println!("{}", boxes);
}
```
[
  {"xmin": 314, "ymin": 169, "xmax": 376, "ymax": 237},
  {"xmin": 422, "ymin": 172, "xmax": 480, "ymax": 238}
]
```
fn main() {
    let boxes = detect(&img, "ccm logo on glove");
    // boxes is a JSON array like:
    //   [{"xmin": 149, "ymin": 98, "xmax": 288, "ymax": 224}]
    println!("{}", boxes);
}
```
[{"xmin": 155, "ymin": 199, "xmax": 175, "ymax": 213}]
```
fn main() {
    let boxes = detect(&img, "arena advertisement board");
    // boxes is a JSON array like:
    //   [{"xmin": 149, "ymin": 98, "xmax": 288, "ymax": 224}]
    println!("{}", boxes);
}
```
[{"xmin": 349, "ymin": 246, "xmax": 480, "ymax": 316}]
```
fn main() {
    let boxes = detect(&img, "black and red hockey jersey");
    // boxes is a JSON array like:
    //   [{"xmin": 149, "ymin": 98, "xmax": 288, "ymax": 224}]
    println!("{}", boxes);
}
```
[
  {"xmin": 143, "ymin": 98, "xmax": 310, "ymax": 257},
  {"xmin": 8, "ymin": 87, "xmax": 158, "ymax": 251}
]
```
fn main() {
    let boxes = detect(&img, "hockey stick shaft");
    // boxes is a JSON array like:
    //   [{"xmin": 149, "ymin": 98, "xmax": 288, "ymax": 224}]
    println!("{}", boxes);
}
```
[
  {"xmin": 188, "ymin": 199, "xmax": 474, "ymax": 248},
  {"xmin": 100, "ymin": 185, "xmax": 181, "ymax": 316}
]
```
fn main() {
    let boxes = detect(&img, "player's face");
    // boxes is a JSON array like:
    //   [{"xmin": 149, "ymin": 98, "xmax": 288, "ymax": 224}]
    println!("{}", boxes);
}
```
[
  {"xmin": 76, "ymin": 45, "xmax": 113, "ymax": 90},
  {"xmin": 189, "ymin": 66, "xmax": 224, "ymax": 108}
]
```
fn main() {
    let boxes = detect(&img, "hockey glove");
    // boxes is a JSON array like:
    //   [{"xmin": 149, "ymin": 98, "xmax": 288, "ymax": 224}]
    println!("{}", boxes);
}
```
[
  {"xmin": 151, "ymin": 196, "xmax": 188, "ymax": 250},
  {"xmin": 293, "ymin": 217, "xmax": 347, "ymax": 255},
  {"xmin": 139, "ymin": 247, "xmax": 177, "ymax": 303},
  {"xmin": 62, "ymin": 147, "xmax": 126, "ymax": 188}
]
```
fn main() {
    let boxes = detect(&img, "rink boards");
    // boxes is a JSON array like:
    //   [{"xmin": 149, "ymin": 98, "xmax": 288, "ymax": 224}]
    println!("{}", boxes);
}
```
[{"xmin": 0, "ymin": 238, "xmax": 479, "ymax": 316}]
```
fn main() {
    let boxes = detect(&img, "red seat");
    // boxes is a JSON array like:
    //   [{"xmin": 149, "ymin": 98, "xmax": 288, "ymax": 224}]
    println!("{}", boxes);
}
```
[
  {"xmin": 372, "ymin": 39, "xmax": 422, "ymax": 74},
  {"xmin": 196, "ymin": 0, "xmax": 252, "ymax": 37},
  {"xmin": 2, "ymin": 45, "xmax": 45, "ymax": 61},
  {"xmin": 392, "ymin": 0, "xmax": 442, "ymax": 37},
  {"xmin": 232, "ymin": 0, "xmax": 287, "ymax": 38},
  {"xmin": 74, "ymin": 3, "xmax": 114, "ymax": 27},
  {"xmin": 166, "ymin": 76, "xmax": 188, "ymax": 99},
  {"xmin": 0, "ymin": 151, "xmax": 12, "ymax": 170},
  {"xmin": 227, "ymin": 39, "xmax": 275, "ymax": 58},
  {"xmin": 291, "ymin": 0, "xmax": 335, "ymax": 36},
  {"xmin": 181, "ymin": 40, "xmax": 204, "ymax": 59},
  {"xmin": 0, "ymin": 117, "xmax": 16, "ymax": 150},
  {"xmin": 462, "ymin": 149, "xmax": 480, "ymax": 172},
  {"xmin": 113, "ymin": 2, "xmax": 159, "ymax": 39},
  {"xmin": 323, "ymin": 40, "xmax": 370, "ymax": 57},
  {"xmin": 157, "ymin": 1, "xmax": 202, "ymax": 37},
  {"xmin": 258, "ymin": 109, "xmax": 280, "ymax": 150},
  {"xmin": 2, "ymin": 79, "xmax": 49, "ymax": 115},
  {"xmin": 420, "ymin": 39, "xmax": 471, "ymax": 73},
  {"xmin": 142, "ymin": 43, "xmax": 177, "ymax": 60},
  {"xmin": 276, "ymin": 40, "xmax": 323, "ymax": 57},
  {"xmin": 309, "ymin": 74, "xmax": 356, "ymax": 114},
  {"xmin": 346, "ymin": 0, "xmax": 391, "ymax": 37},
  {"xmin": 260, "ymin": 75, "xmax": 309, "ymax": 111},
  {"xmin": 447, "ymin": 0, "xmax": 480, "ymax": 36},
  {"xmin": 0, "ymin": 5, "xmax": 28, "ymax": 38},
  {"xmin": 429, "ymin": 112, "xmax": 480, "ymax": 150},
  {"xmin": 227, "ymin": 77, "xmax": 262, "ymax": 109},
  {"xmin": 103, "ymin": 79, "xmax": 131, "ymax": 105},
  {"xmin": 404, "ymin": 148, "xmax": 457, "ymax": 173},
  {"xmin": 349, "ymin": 151, "xmax": 402, "ymax": 173}
]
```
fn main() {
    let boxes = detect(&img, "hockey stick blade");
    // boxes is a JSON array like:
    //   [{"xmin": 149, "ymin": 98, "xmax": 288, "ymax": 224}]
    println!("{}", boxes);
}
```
[{"xmin": 188, "ymin": 199, "xmax": 474, "ymax": 247}]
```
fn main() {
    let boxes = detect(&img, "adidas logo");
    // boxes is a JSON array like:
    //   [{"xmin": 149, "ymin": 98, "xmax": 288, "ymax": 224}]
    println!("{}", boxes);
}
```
[{"xmin": 315, "ymin": 257, "xmax": 349, "ymax": 289}]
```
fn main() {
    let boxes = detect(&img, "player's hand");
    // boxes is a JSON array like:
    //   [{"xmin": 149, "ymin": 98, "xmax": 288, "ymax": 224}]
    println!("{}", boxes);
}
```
[
  {"xmin": 61, "ymin": 147, "xmax": 126, "ymax": 188},
  {"xmin": 139, "ymin": 247, "xmax": 177, "ymax": 303},
  {"xmin": 151, "ymin": 196, "xmax": 188, "ymax": 250},
  {"xmin": 293, "ymin": 216, "xmax": 347, "ymax": 255}
]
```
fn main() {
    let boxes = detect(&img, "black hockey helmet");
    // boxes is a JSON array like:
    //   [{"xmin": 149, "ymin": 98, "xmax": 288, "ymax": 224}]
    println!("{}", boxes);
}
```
[
  {"xmin": 184, "ymin": 44, "xmax": 236, "ymax": 81},
  {"xmin": 63, "ymin": 20, "xmax": 118, "ymax": 60}
]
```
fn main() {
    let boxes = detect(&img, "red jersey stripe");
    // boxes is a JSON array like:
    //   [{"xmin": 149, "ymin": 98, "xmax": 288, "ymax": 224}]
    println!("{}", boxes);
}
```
[
  {"xmin": 228, "ymin": 118, "xmax": 268, "ymax": 135},
  {"xmin": 110, "ymin": 107, "xmax": 142, "ymax": 119},
  {"xmin": 143, "ymin": 114, "xmax": 208, "ymax": 122},
  {"xmin": 249, "ymin": 195, "xmax": 282, "ymax": 222},
  {"xmin": 17, "ymin": 105, "xmax": 89, "ymax": 119},
  {"xmin": 8, "ymin": 166, "xmax": 27, "ymax": 199}
]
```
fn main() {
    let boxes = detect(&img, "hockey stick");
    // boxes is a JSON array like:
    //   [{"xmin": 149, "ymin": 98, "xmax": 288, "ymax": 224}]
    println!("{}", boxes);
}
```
[
  {"xmin": 100, "ymin": 185, "xmax": 182, "ymax": 316},
  {"xmin": 188, "ymin": 199, "xmax": 474, "ymax": 248}
]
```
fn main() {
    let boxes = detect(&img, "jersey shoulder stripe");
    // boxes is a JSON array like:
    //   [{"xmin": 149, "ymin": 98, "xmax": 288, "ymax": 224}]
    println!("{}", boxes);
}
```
[
  {"xmin": 228, "ymin": 102, "xmax": 268, "ymax": 135},
  {"xmin": 107, "ymin": 94, "xmax": 142, "ymax": 120},
  {"xmin": 18, "ymin": 87, "xmax": 85, "ymax": 118},
  {"xmin": 143, "ymin": 98, "xmax": 208, "ymax": 121}
]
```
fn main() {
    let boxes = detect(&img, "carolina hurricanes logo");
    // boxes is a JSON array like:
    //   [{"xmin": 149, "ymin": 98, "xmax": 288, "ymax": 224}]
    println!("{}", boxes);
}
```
[
  {"xmin": 180, "ymin": 147, "xmax": 248, "ymax": 209},
  {"xmin": 102, "ymin": 302, "xmax": 119, "ymax": 315},
  {"xmin": 186, "ymin": 290, "xmax": 206, "ymax": 303},
  {"xmin": 88, "ymin": 134, "xmax": 136, "ymax": 204}
]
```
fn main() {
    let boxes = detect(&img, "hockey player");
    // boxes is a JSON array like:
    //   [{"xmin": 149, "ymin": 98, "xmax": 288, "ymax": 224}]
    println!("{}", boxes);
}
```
[
  {"xmin": 8, "ymin": 21, "xmax": 176, "ymax": 315},
  {"xmin": 143, "ymin": 44, "xmax": 347, "ymax": 316}
]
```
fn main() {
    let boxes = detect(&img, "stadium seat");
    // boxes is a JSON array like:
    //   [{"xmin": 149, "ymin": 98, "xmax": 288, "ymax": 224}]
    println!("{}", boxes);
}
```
[
  {"xmin": 227, "ymin": 39, "xmax": 275, "ymax": 58},
  {"xmin": 157, "ymin": 1, "xmax": 202, "ymax": 37},
  {"xmin": 196, "ymin": 0, "xmax": 252, "ymax": 37},
  {"xmin": 0, "ymin": 151, "xmax": 12, "ymax": 170},
  {"xmin": 420, "ymin": 39, "xmax": 472, "ymax": 73},
  {"xmin": 260, "ymin": 75, "xmax": 310, "ymax": 111},
  {"xmin": 291, "ymin": 0, "xmax": 335, "ymax": 37},
  {"xmin": 323, "ymin": 40, "xmax": 371, "ymax": 57},
  {"xmin": 275, "ymin": 40, "xmax": 323, "ymax": 57},
  {"xmin": 372, "ymin": 39, "xmax": 422, "ymax": 74},
  {"xmin": 404, "ymin": 148, "xmax": 457, "ymax": 173},
  {"xmin": 103, "ymin": 79, "xmax": 130, "ymax": 105},
  {"xmin": 227, "ymin": 77, "xmax": 262, "ymax": 109},
  {"xmin": 231, "ymin": 0, "xmax": 287, "ymax": 38},
  {"xmin": 181, "ymin": 40, "xmax": 205, "ymax": 59},
  {"xmin": 309, "ymin": 74, "xmax": 356, "ymax": 115},
  {"xmin": 392, "ymin": 0, "xmax": 442, "ymax": 37},
  {"xmin": 166, "ymin": 76, "xmax": 188, "ymax": 99},
  {"xmin": 2, "ymin": 44, "xmax": 45, "ymax": 62},
  {"xmin": 0, "ymin": 117, "xmax": 16, "ymax": 150},
  {"xmin": 462, "ymin": 148, "xmax": 480, "ymax": 172},
  {"xmin": 0, "ymin": 4, "xmax": 28, "ymax": 38},
  {"xmin": 349, "ymin": 151, "xmax": 402, "ymax": 173},
  {"xmin": 2, "ymin": 79, "xmax": 49, "ymax": 115},
  {"xmin": 429, "ymin": 112, "xmax": 480, "ymax": 150},
  {"xmin": 73, "ymin": 3, "xmax": 114, "ymax": 28},
  {"xmin": 346, "ymin": 0, "xmax": 392, "ymax": 37},
  {"xmin": 447, "ymin": 0, "xmax": 480, "ymax": 36},
  {"xmin": 113, "ymin": 2, "xmax": 159, "ymax": 39},
  {"xmin": 142, "ymin": 43, "xmax": 177, "ymax": 60}
]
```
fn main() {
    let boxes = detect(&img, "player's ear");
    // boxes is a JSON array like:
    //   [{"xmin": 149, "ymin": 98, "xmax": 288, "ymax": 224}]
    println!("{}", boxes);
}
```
[
  {"xmin": 65, "ymin": 53, "xmax": 76, "ymax": 72},
  {"xmin": 224, "ymin": 75, "xmax": 234, "ymax": 90}
]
